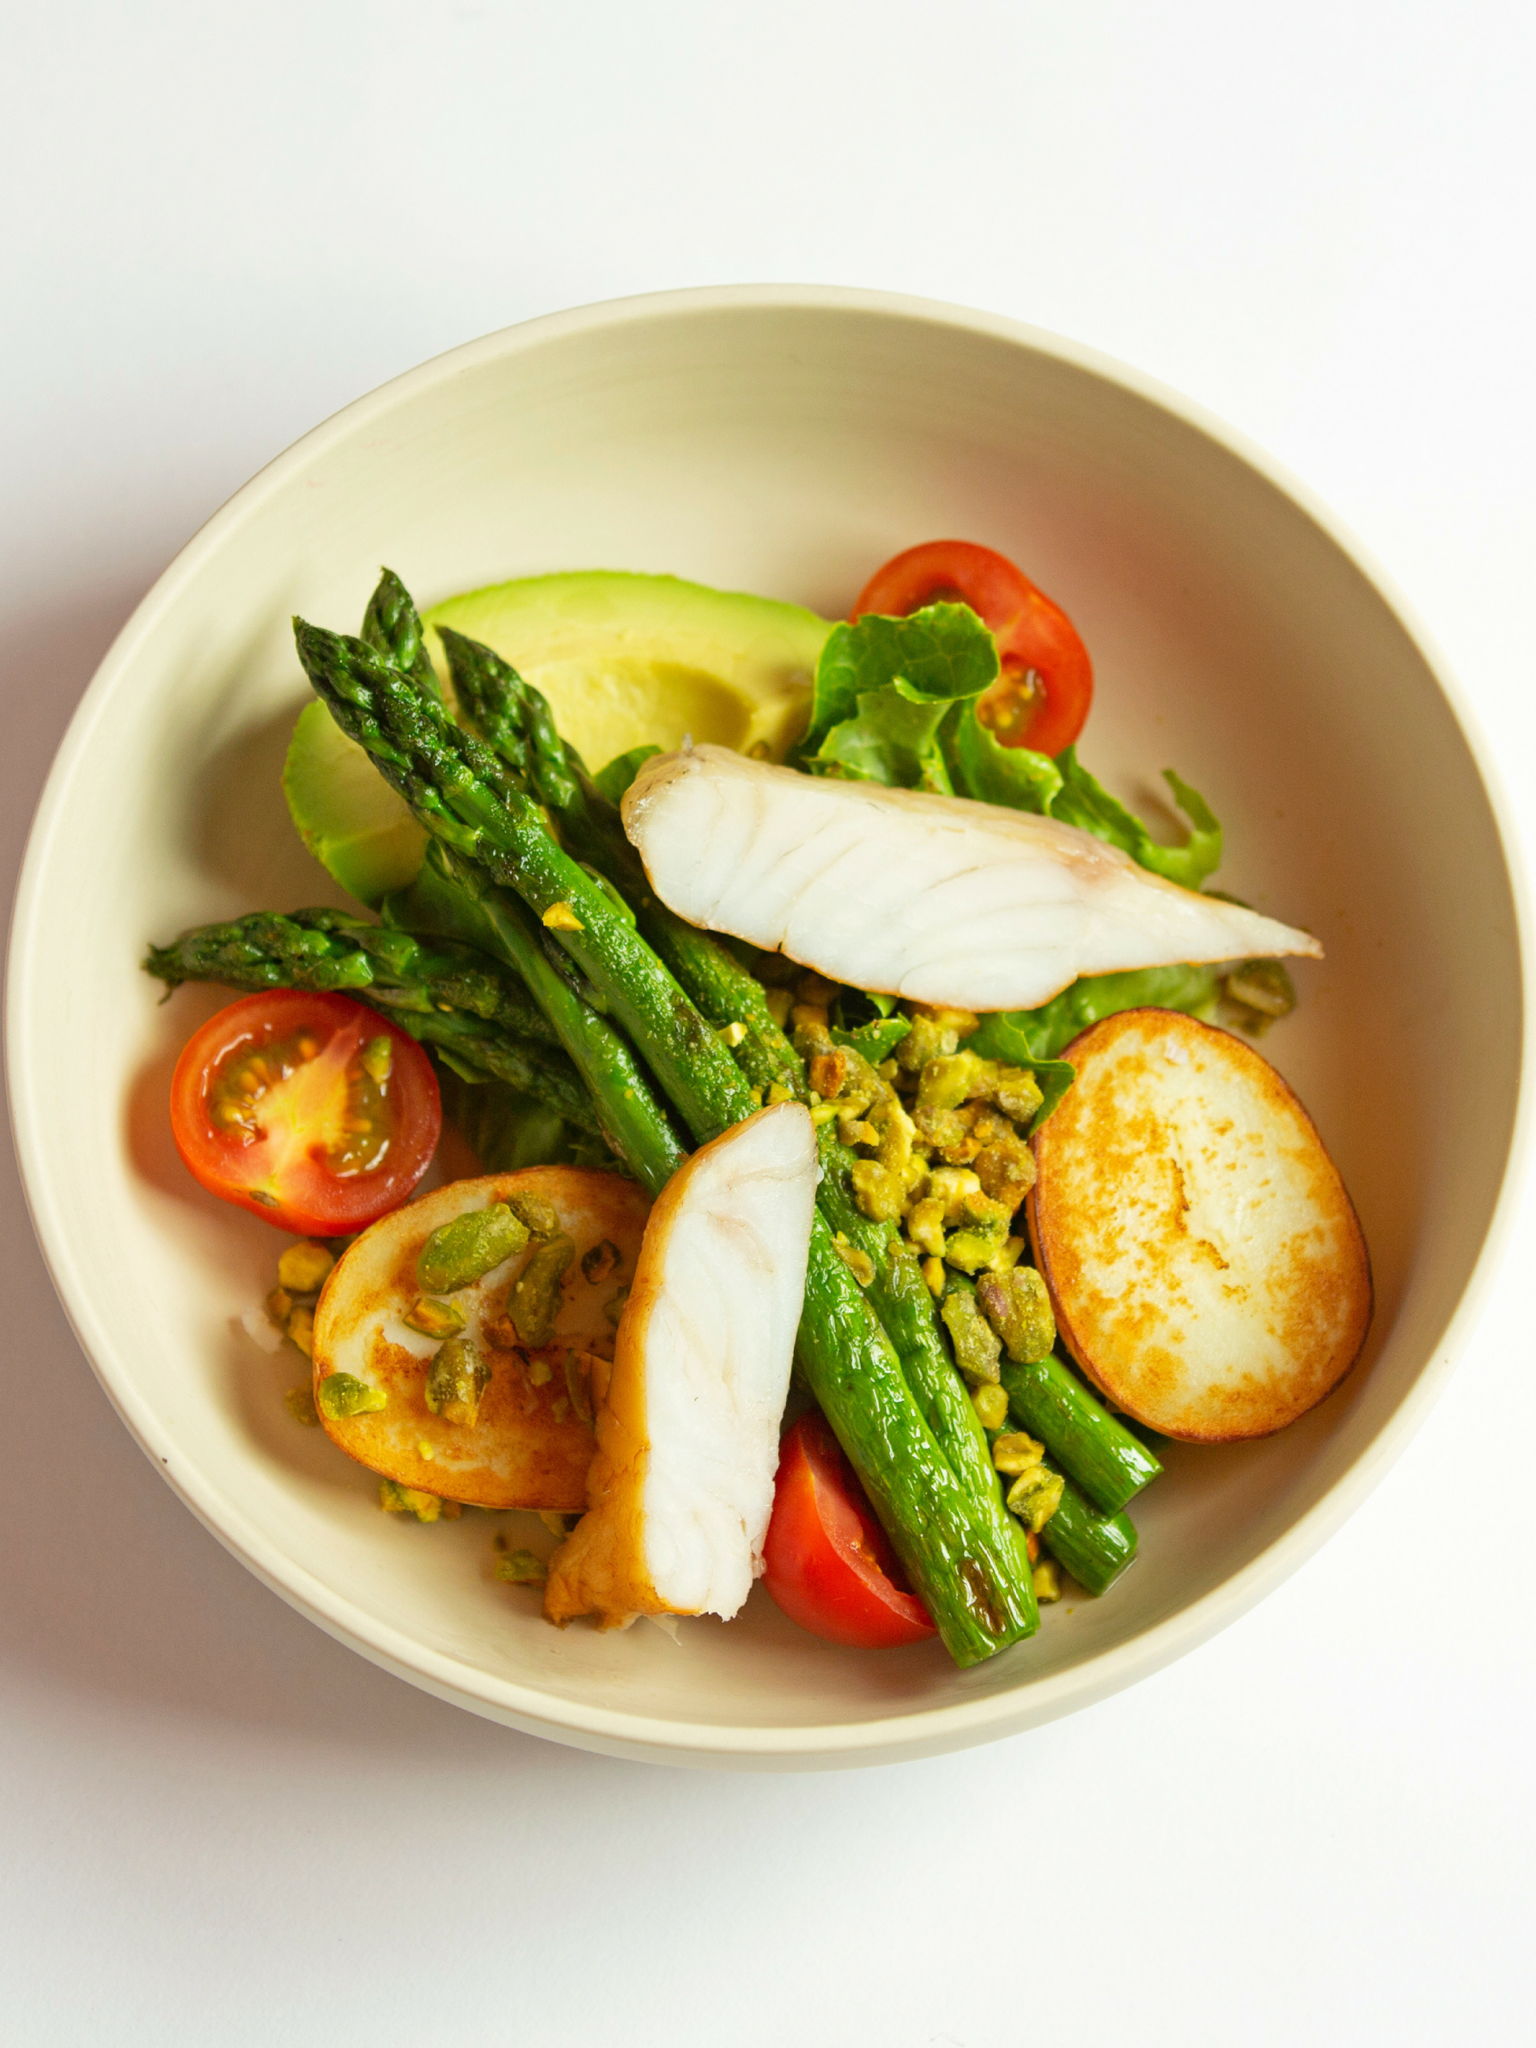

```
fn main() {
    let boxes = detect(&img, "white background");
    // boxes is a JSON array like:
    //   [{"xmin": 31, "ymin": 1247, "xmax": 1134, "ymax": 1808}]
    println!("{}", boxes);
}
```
[{"xmin": 3, "ymin": 4, "xmax": 1534, "ymax": 2042}]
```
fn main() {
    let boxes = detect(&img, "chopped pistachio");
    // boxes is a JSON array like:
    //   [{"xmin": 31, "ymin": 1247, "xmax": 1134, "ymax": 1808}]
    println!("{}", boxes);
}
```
[
  {"xmin": 808, "ymin": 1049, "xmax": 850, "ymax": 1099},
  {"xmin": 916, "ymin": 1050, "xmax": 991, "ymax": 1112},
  {"xmin": 284, "ymin": 1303, "xmax": 316, "ymax": 1358},
  {"xmin": 266, "ymin": 1285, "xmax": 295, "ymax": 1329},
  {"xmin": 718, "ymin": 1020, "xmax": 747, "ymax": 1048},
  {"xmin": 921, "ymin": 1256, "xmax": 947, "ymax": 1297},
  {"xmin": 992, "ymin": 1065, "xmax": 1044, "ymax": 1125},
  {"xmin": 943, "ymin": 1193, "xmax": 1013, "ymax": 1274},
  {"xmin": 505, "ymin": 1190, "xmax": 561, "ymax": 1239},
  {"xmin": 766, "ymin": 1080, "xmax": 795, "ymax": 1104},
  {"xmin": 971, "ymin": 1382, "xmax": 1009, "ymax": 1431},
  {"xmin": 284, "ymin": 1385, "xmax": 321, "ymax": 1428},
  {"xmin": 526, "ymin": 1351, "xmax": 554, "ymax": 1387},
  {"xmin": 877, "ymin": 1059, "xmax": 900, "ymax": 1082},
  {"xmin": 992, "ymin": 1430, "xmax": 1045, "ymax": 1476},
  {"xmin": 564, "ymin": 1349, "xmax": 595, "ymax": 1427},
  {"xmin": 511, "ymin": 1234, "xmax": 575, "ymax": 1346},
  {"xmin": 927, "ymin": 1166, "xmax": 983, "ymax": 1224},
  {"xmin": 832, "ymin": 1233, "xmax": 876, "ymax": 1287},
  {"xmin": 850, "ymin": 1159, "xmax": 905, "ymax": 1223},
  {"xmin": 763, "ymin": 987, "xmax": 793, "ymax": 1027},
  {"xmin": 317, "ymin": 1371, "xmax": 388, "ymax": 1420},
  {"xmin": 403, "ymin": 1294, "xmax": 467, "ymax": 1339},
  {"xmin": 1225, "ymin": 957, "xmax": 1297, "ymax": 1021},
  {"xmin": 581, "ymin": 1239, "xmax": 621, "ymax": 1286},
  {"xmin": 797, "ymin": 971, "xmax": 840, "ymax": 1006},
  {"xmin": 1032, "ymin": 1557, "xmax": 1063, "ymax": 1603},
  {"xmin": 277, "ymin": 1241, "xmax": 335, "ymax": 1295},
  {"xmin": 360, "ymin": 1034, "xmax": 394, "ymax": 1085},
  {"xmin": 895, "ymin": 1003, "xmax": 979, "ymax": 1071},
  {"xmin": 973, "ymin": 1133, "xmax": 1037, "ymax": 1212},
  {"xmin": 424, "ymin": 1336, "xmax": 491, "ymax": 1427},
  {"xmin": 539, "ymin": 1510, "xmax": 572, "ymax": 1539},
  {"xmin": 379, "ymin": 1479, "xmax": 446, "ymax": 1522},
  {"xmin": 417, "ymin": 1202, "xmax": 529, "ymax": 1293},
  {"xmin": 790, "ymin": 1002, "xmax": 829, "ymax": 1037},
  {"xmin": 495, "ymin": 1548, "xmax": 547, "ymax": 1586},
  {"xmin": 976, "ymin": 1266, "xmax": 1057, "ymax": 1364},
  {"xmin": 839, "ymin": 1117, "xmax": 880, "ymax": 1149},
  {"xmin": 940, "ymin": 1285, "xmax": 1002, "ymax": 1384},
  {"xmin": 602, "ymin": 1284, "xmax": 630, "ymax": 1330},
  {"xmin": 1005, "ymin": 1463, "xmax": 1065, "ymax": 1534},
  {"xmin": 540, "ymin": 901, "xmax": 584, "ymax": 930},
  {"xmin": 809, "ymin": 1101, "xmax": 841, "ymax": 1127},
  {"xmin": 906, "ymin": 1196, "xmax": 947, "ymax": 1258}
]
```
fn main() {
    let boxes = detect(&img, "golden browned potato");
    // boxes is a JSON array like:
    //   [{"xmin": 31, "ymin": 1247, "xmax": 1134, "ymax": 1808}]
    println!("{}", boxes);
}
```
[
  {"xmin": 1027, "ymin": 1009, "xmax": 1371, "ymax": 1442},
  {"xmin": 312, "ymin": 1169, "xmax": 649, "ymax": 1509}
]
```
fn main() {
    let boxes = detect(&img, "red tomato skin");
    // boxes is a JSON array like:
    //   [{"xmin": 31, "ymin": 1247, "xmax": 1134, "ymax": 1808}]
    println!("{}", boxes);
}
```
[
  {"xmin": 169, "ymin": 990, "xmax": 441, "ymax": 1235},
  {"xmin": 762, "ymin": 1413, "xmax": 937, "ymax": 1649},
  {"xmin": 851, "ymin": 538, "xmax": 1093, "ymax": 757}
]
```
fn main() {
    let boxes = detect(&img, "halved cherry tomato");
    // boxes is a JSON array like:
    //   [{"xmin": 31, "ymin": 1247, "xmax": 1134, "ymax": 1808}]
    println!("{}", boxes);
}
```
[
  {"xmin": 169, "ymin": 991, "xmax": 441, "ymax": 1235},
  {"xmin": 852, "ymin": 538, "xmax": 1094, "ymax": 756},
  {"xmin": 762, "ymin": 1411, "xmax": 937, "ymax": 1649}
]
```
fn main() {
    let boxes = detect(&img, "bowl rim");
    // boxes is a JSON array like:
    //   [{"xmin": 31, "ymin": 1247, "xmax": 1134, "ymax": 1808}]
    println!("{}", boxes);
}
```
[{"xmin": 8, "ymin": 282, "xmax": 1531, "ymax": 1767}]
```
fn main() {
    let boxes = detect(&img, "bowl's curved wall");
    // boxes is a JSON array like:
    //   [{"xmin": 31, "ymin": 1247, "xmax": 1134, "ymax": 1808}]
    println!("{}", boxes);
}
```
[{"xmin": 8, "ymin": 289, "xmax": 1525, "ymax": 1765}]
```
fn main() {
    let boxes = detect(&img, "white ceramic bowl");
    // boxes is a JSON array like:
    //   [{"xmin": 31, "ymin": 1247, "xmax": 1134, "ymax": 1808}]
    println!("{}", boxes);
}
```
[{"xmin": 9, "ymin": 287, "xmax": 1528, "ymax": 1768}]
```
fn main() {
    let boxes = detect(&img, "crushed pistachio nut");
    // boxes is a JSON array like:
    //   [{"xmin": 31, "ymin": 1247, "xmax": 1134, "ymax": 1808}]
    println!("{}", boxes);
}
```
[
  {"xmin": 832, "ymin": 1233, "xmax": 876, "ymax": 1287},
  {"xmin": 360, "ymin": 1035, "xmax": 394, "ymax": 1085},
  {"xmin": 940, "ymin": 1285, "xmax": 1002, "ymax": 1384},
  {"xmin": 921, "ymin": 1256, "xmax": 947, "ymax": 1297},
  {"xmin": 284, "ymin": 1385, "xmax": 321, "ymax": 1428},
  {"xmin": 718, "ymin": 1020, "xmax": 747, "ymax": 1048},
  {"xmin": 317, "ymin": 1371, "xmax": 388, "ymax": 1421},
  {"xmin": 539, "ymin": 1510, "xmax": 571, "ymax": 1539},
  {"xmin": 417, "ymin": 1203, "xmax": 529, "ymax": 1293},
  {"xmin": 525, "ymin": 1350, "xmax": 555, "ymax": 1387},
  {"xmin": 379, "ymin": 1479, "xmax": 455, "ymax": 1522},
  {"xmin": 895, "ymin": 1003, "xmax": 980, "ymax": 1072},
  {"xmin": 284, "ymin": 1303, "xmax": 316, "ymax": 1358},
  {"xmin": 973, "ymin": 1132, "xmax": 1036, "ymax": 1212},
  {"xmin": 850, "ymin": 1159, "xmax": 905, "ymax": 1223},
  {"xmin": 403, "ymin": 1295, "xmax": 467, "ymax": 1339},
  {"xmin": 906, "ymin": 1196, "xmax": 947, "ymax": 1259},
  {"xmin": 971, "ymin": 1382, "xmax": 1010, "ymax": 1431},
  {"xmin": 976, "ymin": 1266, "xmax": 1057, "ymax": 1365},
  {"xmin": 277, "ymin": 1241, "xmax": 335, "ymax": 1295},
  {"xmin": 506, "ymin": 1190, "xmax": 561, "ymax": 1239},
  {"xmin": 425, "ymin": 1335, "xmax": 492, "ymax": 1428},
  {"xmin": 839, "ymin": 1115, "xmax": 880, "ymax": 1149},
  {"xmin": 808, "ymin": 1102, "xmax": 842, "ymax": 1127},
  {"xmin": 1005, "ymin": 1463, "xmax": 1065, "ymax": 1534},
  {"xmin": 266, "ymin": 1285, "xmax": 295, "ymax": 1330},
  {"xmin": 1032, "ymin": 1557, "xmax": 1063, "ymax": 1603},
  {"xmin": 563, "ymin": 1350, "xmax": 596, "ymax": 1426},
  {"xmin": 495, "ymin": 1549, "xmax": 547, "ymax": 1586},
  {"xmin": 916, "ymin": 1050, "xmax": 991, "ymax": 1112},
  {"xmin": 763, "ymin": 987, "xmax": 793, "ymax": 1027},
  {"xmin": 766, "ymin": 1080, "xmax": 795, "ymax": 1104},
  {"xmin": 510, "ymin": 1234, "xmax": 575, "ymax": 1346},
  {"xmin": 540, "ymin": 901, "xmax": 584, "ymax": 931},
  {"xmin": 581, "ymin": 1239, "xmax": 621, "ymax": 1285},
  {"xmin": 808, "ymin": 1049, "xmax": 849, "ymax": 1099},
  {"xmin": 927, "ymin": 1166, "xmax": 983, "ymax": 1225},
  {"xmin": 992, "ymin": 1066, "xmax": 1044, "ymax": 1125},
  {"xmin": 992, "ymin": 1430, "xmax": 1045, "ymax": 1477},
  {"xmin": 943, "ymin": 1192, "xmax": 1014, "ymax": 1274},
  {"xmin": 790, "ymin": 1002, "xmax": 829, "ymax": 1038}
]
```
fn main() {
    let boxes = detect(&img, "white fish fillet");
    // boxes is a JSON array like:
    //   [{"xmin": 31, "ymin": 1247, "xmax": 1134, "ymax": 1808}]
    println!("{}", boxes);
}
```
[
  {"xmin": 621, "ymin": 745, "xmax": 1322, "ymax": 1013},
  {"xmin": 543, "ymin": 1102, "xmax": 817, "ymax": 1630}
]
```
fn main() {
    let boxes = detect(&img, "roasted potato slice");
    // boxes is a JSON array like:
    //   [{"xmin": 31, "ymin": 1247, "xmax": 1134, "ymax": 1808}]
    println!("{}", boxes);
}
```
[
  {"xmin": 1028, "ymin": 1009, "xmax": 1371, "ymax": 1442},
  {"xmin": 312, "ymin": 1169, "xmax": 649, "ymax": 1508}
]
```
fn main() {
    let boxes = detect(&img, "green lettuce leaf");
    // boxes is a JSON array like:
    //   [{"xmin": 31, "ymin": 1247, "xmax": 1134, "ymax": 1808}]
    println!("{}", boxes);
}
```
[
  {"xmin": 592, "ymin": 743, "xmax": 661, "ymax": 805},
  {"xmin": 815, "ymin": 679, "xmax": 958, "ymax": 790},
  {"xmin": 831, "ymin": 1016, "xmax": 912, "ymax": 1064},
  {"xmin": 1049, "ymin": 749, "xmax": 1222, "ymax": 889},
  {"xmin": 800, "ymin": 604, "xmax": 998, "ymax": 763},
  {"xmin": 968, "ymin": 962, "xmax": 1223, "ymax": 1066},
  {"xmin": 942, "ymin": 709, "xmax": 1061, "ymax": 812}
]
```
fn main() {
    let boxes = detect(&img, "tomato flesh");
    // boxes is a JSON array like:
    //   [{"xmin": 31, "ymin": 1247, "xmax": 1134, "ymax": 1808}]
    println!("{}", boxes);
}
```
[
  {"xmin": 170, "ymin": 991, "xmax": 441, "ymax": 1235},
  {"xmin": 852, "ymin": 538, "xmax": 1094, "ymax": 756},
  {"xmin": 762, "ymin": 1411, "xmax": 936, "ymax": 1649}
]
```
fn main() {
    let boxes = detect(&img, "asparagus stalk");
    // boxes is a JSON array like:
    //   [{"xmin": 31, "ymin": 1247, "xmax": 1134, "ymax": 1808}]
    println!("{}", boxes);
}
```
[
  {"xmin": 1000, "ymin": 1356, "xmax": 1162, "ymax": 1516},
  {"xmin": 1038, "ymin": 1479, "xmax": 1138, "ymax": 1596},
  {"xmin": 293, "ymin": 617, "xmax": 1038, "ymax": 1662},
  {"xmin": 361, "ymin": 566, "xmax": 442, "ymax": 698}
]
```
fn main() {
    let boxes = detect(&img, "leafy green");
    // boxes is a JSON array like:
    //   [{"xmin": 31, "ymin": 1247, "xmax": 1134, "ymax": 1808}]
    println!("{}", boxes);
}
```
[
  {"xmin": 942, "ymin": 708, "xmax": 1061, "ymax": 812},
  {"xmin": 969, "ymin": 962, "xmax": 1223, "ymax": 1066},
  {"xmin": 436, "ymin": 1067, "xmax": 609, "ymax": 1173},
  {"xmin": 814, "ymin": 680, "xmax": 959, "ymax": 791},
  {"xmin": 831, "ymin": 1017, "xmax": 912, "ymax": 1065},
  {"xmin": 1050, "ymin": 750, "xmax": 1222, "ymax": 889},
  {"xmin": 592, "ymin": 744, "xmax": 661, "ymax": 805},
  {"xmin": 800, "ymin": 604, "xmax": 1000, "ymax": 759}
]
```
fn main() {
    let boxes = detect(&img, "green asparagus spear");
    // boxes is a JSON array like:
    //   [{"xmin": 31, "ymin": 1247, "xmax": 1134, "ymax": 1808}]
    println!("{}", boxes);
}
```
[
  {"xmin": 294, "ymin": 616, "xmax": 1038, "ymax": 1663},
  {"xmin": 361, "ymin": 566, "xmax": 442, "ymax": 698},
  {"xmin": 999, "ymin": 1355, "xmax": 1162, "ymax": 1516},
  {"xmin": 1037, "ymin": 1479, "xmax": 1138, "ymax": 1596}
]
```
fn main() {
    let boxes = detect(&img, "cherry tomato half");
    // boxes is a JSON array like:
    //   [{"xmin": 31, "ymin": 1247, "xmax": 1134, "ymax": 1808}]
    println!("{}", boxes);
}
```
[
  {"xmin": 852, "ymin": 538, "xmax": 1094, "ymax": 756},
  {"xmin": 762, "ymin": 1411, "xmax": 937, "ymax": 1649},
  {"xmin": 169, "ymin": 990, "xmax": 441, "ymax": 1235}
]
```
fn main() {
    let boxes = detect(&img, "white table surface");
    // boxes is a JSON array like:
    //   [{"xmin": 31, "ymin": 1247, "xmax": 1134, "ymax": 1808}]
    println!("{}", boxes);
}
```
[{"xmin": 4, "ymin": 5, "xmax": 1533, "ymax": 2042}]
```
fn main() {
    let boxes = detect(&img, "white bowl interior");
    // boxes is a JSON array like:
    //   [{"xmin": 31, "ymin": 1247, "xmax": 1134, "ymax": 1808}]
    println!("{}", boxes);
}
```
[{"xmin": 9, "ymin": 294, "xmax": 1523, "ymax": 1764}]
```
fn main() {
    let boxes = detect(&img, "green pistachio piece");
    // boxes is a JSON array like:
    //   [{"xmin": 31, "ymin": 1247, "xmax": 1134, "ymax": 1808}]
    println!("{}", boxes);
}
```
[
  {"xmin": 505, "ymin": 1191, "xmax": 561, "ymax": 1240},
  {"xmin": 403, "ymin": 1295, "xmax": 467, "ymax": 1339},
  {"xmin": 316, "ymin": 1372, "xmax": 388, "ymax": 1421},
  {"xmin": 416, "ymin": 1203, "xmax": 529, "ymax": 1293},
  {"xmin": 424, "ymin": 1336, "xmax": 491, "ymax": 1427},
  {"xmin": 494, "ymin": 1548, "xmax": 547, "ymax": 1585},
  {"xmin": 510, "ymin": 1234, "xmax": 575, "ymax": 1347},
  {"xmin": 940, "ymin": 1284, "xmax": 1002, "ymax": 1384},
  {"xmin": 976, "ymin": 1266, "xmax": 1057, "ymax": 1364},
  {"xmin": 277, "ymin": 1241, "xmax": 335, "ymax": 1294},
  {"xmin": 1006, "ymin": 1463, "xmax": 1065, "ymax": 1534}
]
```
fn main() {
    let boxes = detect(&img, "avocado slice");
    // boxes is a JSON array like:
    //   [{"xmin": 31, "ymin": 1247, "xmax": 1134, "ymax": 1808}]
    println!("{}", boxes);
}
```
[
  {"xmin": 282, "ymin": 570, "xmax": 833, "ymax": 905},
  {"xmin": 425, "ymin": 570, "xmax": 831, "ymax": 769},
  {"xmin": 282, "ymin": 700, "xmax": 427, "ymax": 907}
]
